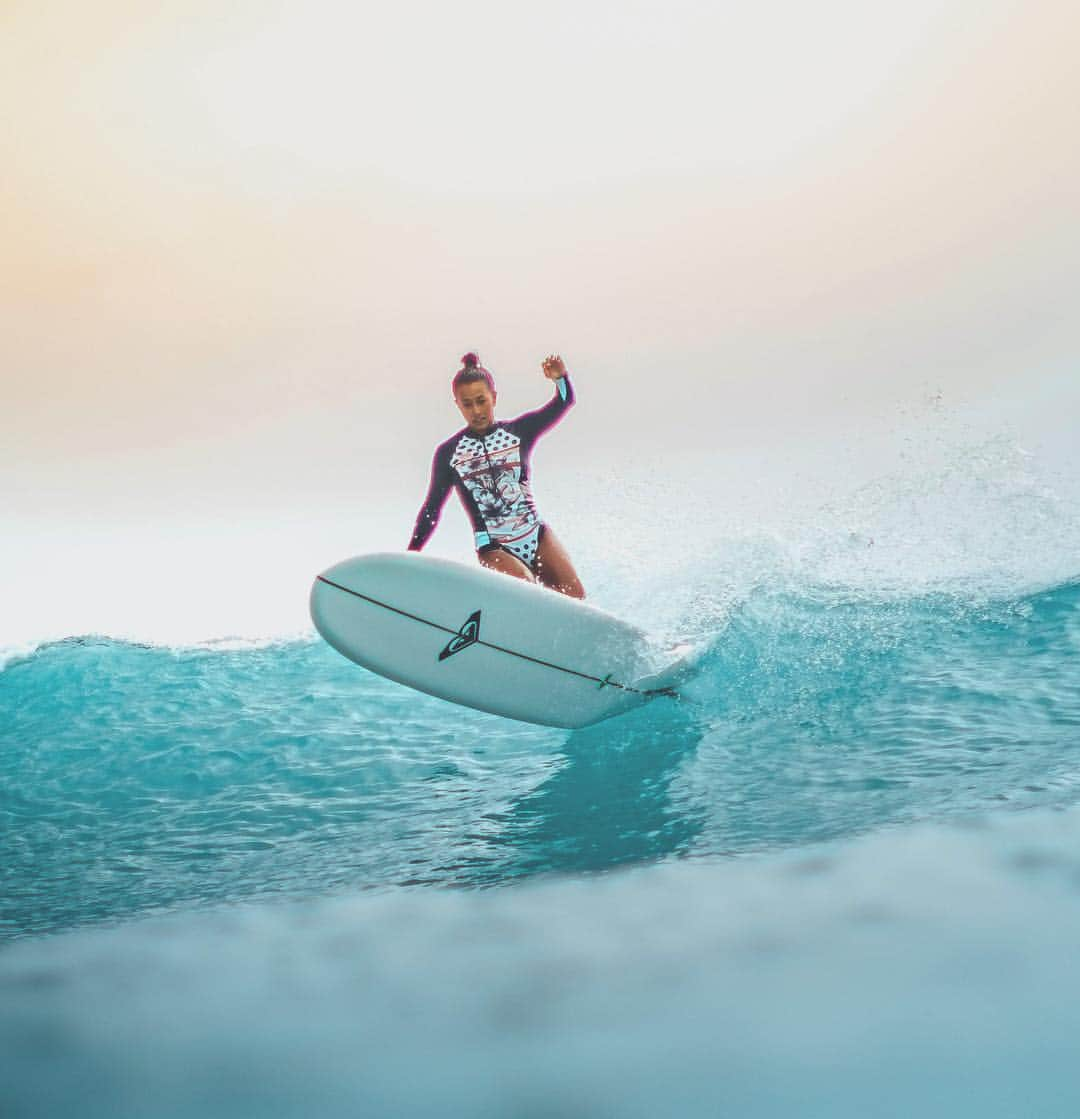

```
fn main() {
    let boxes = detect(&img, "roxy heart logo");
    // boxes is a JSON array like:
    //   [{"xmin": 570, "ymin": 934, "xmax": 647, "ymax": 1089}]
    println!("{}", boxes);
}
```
[{"xmin": 438, "ymin": 610, "xmax": 482, "ymax": 661}]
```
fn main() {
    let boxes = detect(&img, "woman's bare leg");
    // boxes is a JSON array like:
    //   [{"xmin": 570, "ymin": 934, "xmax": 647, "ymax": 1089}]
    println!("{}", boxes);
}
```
[
  {"xmin": 535, "ymin": 526, "xmax": 585, "ymax": 599},
  {"xmin": 479, "ymin": 548, "xmax": 535, "ymax": 583}
]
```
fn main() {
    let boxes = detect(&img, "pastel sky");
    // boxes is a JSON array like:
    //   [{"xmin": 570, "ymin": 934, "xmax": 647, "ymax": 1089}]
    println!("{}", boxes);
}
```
[{"xmin": 3, "ymin": 0, "xmax": 1078, "ymax": 642}]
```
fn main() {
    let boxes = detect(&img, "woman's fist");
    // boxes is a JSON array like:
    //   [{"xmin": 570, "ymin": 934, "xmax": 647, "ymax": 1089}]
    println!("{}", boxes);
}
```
[{"xmin": 542, "ymin": 354, "xmax": 566, "ymax": 380}]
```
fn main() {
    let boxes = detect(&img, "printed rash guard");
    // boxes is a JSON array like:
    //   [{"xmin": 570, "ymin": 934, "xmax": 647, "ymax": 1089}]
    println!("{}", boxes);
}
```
[{"xmin": 408, "ymin": 376, "xmax": 574, "ymax": 569}]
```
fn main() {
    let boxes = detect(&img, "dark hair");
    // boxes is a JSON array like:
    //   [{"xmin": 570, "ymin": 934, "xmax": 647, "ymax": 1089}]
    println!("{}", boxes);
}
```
[{"xmin": 452, "ymin": 351, "xmax": 496, "ymax": 395}]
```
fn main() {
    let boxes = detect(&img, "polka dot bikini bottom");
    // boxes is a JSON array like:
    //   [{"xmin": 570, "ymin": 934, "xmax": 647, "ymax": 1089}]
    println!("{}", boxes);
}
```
[{"xmin": 489, "ymin": 522, "xmax": 544, "ymax": 571}]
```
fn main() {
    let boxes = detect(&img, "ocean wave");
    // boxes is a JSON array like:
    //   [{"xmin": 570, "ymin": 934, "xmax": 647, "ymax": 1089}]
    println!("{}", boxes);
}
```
[
  {"xmin": 3, "ymin": 577, "xmax": 1079, "ymax": 939},
  {"xmin": 0, "ymin": 630, "xmax": 318, "ymax": 673}
]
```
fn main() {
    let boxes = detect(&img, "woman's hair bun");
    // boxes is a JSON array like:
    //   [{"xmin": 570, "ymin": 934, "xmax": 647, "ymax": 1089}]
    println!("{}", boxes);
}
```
[{"xmin": 460, "ymin": 352, "xmax": 480, "ymax": 369}]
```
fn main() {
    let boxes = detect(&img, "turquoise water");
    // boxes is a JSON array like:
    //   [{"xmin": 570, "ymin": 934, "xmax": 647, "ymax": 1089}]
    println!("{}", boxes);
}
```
[
  {"xmin": 5, "ymin": 581, "xmax": 1079, "ymax": 938},
  {"xmin": 3, "ymin": 569, "xmax": 1080, "ymax": 1115}
]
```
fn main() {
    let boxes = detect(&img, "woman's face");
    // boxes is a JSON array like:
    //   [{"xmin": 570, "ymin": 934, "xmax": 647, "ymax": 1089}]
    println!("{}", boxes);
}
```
[{"xmin": 454, "ymin": 381, "xmax": 496, "ymax": 434}]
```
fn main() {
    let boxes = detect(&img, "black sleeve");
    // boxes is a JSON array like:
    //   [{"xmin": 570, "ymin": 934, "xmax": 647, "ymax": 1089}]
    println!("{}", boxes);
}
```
[
  {"xmin": 506, "ymin": 376, "xmax": 575, "ymax": 447},
  {"xmin": 408, "ymin": 445, "xmax": 453, "ymax": 551}
]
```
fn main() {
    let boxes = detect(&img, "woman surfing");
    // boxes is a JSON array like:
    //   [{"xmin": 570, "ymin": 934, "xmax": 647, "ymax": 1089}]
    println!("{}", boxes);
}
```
[{"xmin": 408, "ymin": 352, "xmax": 585, "ymax": 598}]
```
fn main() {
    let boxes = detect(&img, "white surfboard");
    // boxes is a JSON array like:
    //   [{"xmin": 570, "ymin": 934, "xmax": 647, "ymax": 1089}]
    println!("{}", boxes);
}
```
[{"xmin": 309, "ymin": 553, "xmax": 686, "ymax": 729}]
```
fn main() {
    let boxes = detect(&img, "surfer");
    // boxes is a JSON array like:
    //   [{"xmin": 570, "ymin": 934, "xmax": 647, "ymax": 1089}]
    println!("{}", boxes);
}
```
[{"xmin": 408, "ymin": 352, "xmax": 585, "ymax": 598}]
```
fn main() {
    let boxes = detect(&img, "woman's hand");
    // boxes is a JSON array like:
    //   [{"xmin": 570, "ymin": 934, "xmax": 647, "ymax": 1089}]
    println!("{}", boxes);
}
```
[{"xmin": 541, "ymin": 354, "xmax": 567, "ymax": 380}]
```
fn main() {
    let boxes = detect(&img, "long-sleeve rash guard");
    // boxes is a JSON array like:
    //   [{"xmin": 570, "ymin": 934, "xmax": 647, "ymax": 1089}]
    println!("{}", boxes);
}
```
[{"xmin": 408, "ymin": 376, "xmax": 575, "ymax": 556}]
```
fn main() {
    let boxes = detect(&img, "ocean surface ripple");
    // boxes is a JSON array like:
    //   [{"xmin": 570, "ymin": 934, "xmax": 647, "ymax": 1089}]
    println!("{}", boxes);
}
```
[
  {"xmin": 4, "ymin": 578, "xmax": 1079, "ymax": 940},
  {"xmin": 3, "ymin": 567, "xmax": 1080, "ymax": 1116}
]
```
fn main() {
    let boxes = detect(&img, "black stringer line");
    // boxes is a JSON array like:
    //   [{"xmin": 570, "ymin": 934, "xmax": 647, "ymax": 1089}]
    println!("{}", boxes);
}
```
[{"xmin": 315, "ymin": 575, "xmax": 667, "ymax": 696}]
